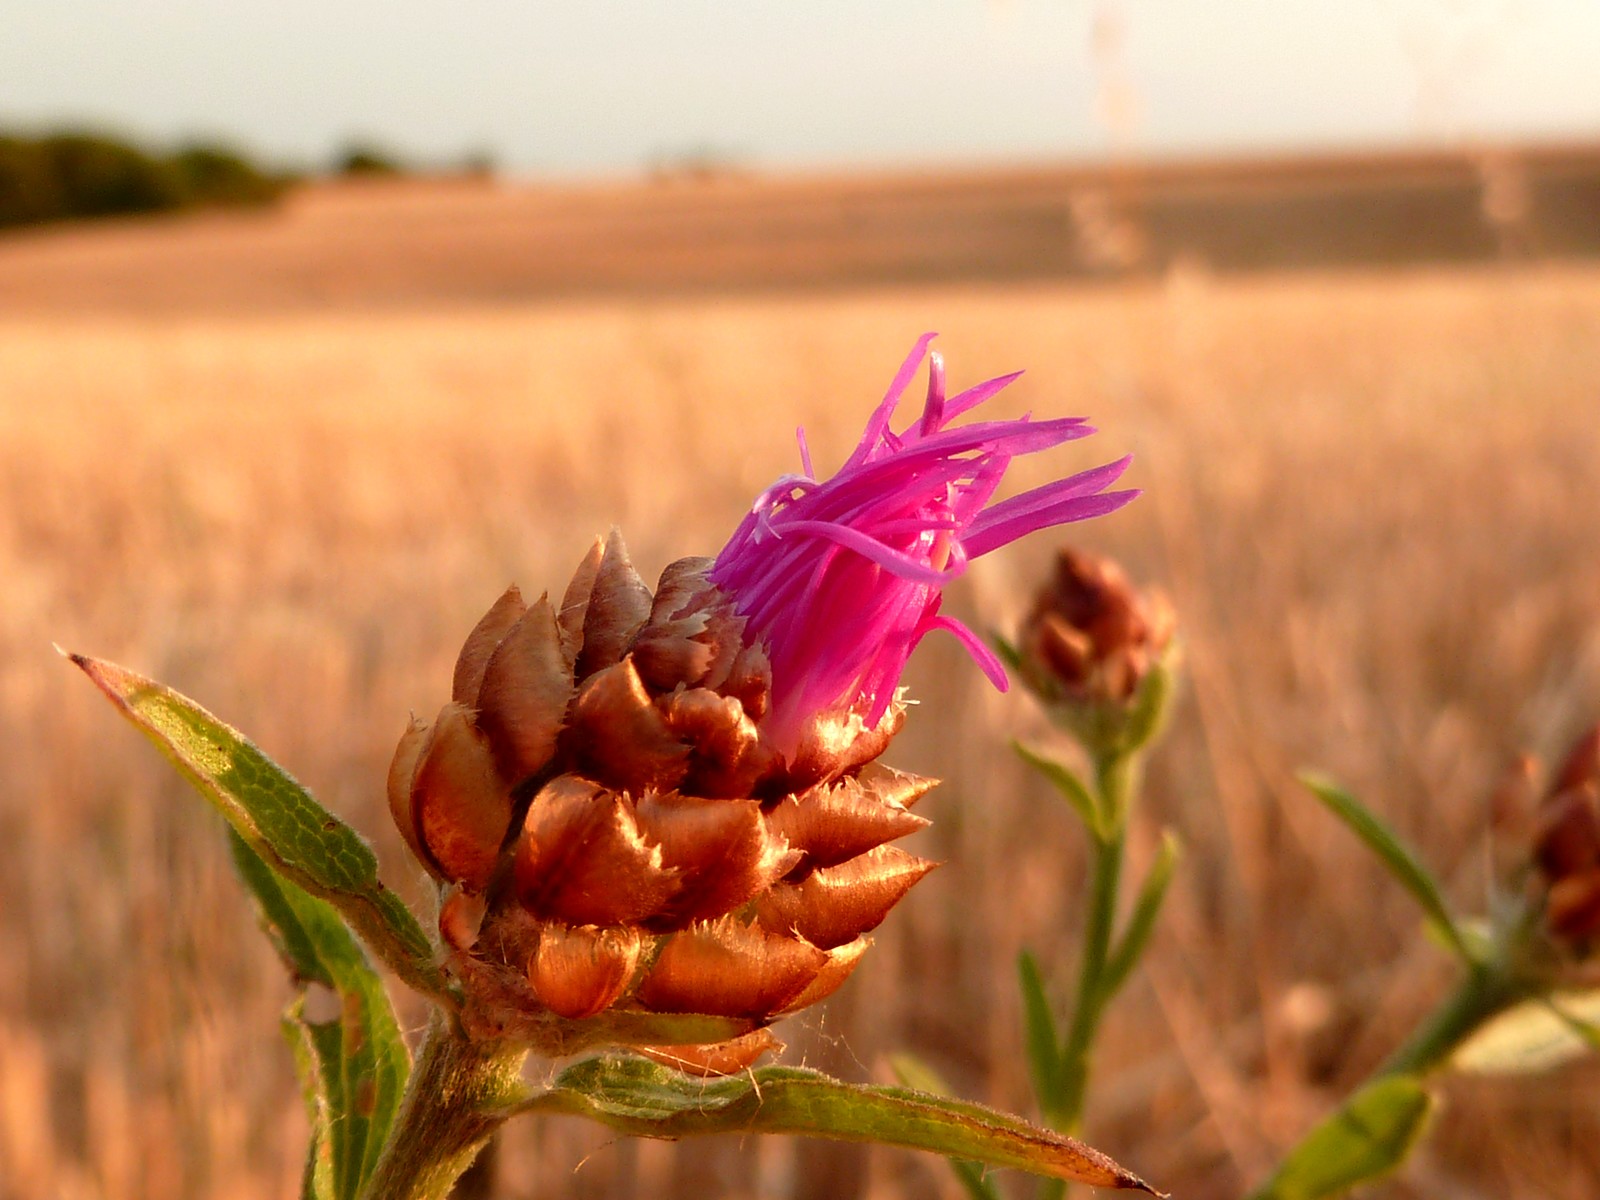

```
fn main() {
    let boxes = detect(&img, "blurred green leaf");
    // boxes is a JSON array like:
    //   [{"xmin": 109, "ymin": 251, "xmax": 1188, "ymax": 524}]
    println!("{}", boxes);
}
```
[
  {"xmin": 68, "ymin": 651, "xmax": 451, "ymax": 1004},
  {"xmin": 890, "ymin": 1055, "xmax": 1002, "ymax": 1200},
  {"xmin": 233, "ymin": 832, "xmax": 410, "ymax": 1200},
  {"xmin": 1017, "ymin": 952, "xmax": 1064, "ymax": 1114},
  {"xmin": 522, "ymin": 1057, "xmax": 1163, "ymax": 1194},
  {"xmin": 1453, "ymin": 990, "xmax": 1600, "ymax": 1075},
  {"xmin": 1014, "ymin": 740, "xmax": 1104, "ymax": 838},
  {"xmin": 1120, "ymin": 659, "xmax": 1174, "ymax": 754},
  {"xmin": 1251, "ymin": 1076, "xmax": 1433, "ymax": 1200},
  {"xmin": 1430, "ymin": 915, "xmax": 1496, "ymax": 963},
  {"xmin": 1299, "ymin": 773, "xmax": 1471, "ymax": 964},
  {"xmin": 1102, "ymin": 830, "xmax": 1181, "ymax": 1001},
  {"xmin": 992, "ymin": 632, "xmax": 1026, "ymax": 675}
]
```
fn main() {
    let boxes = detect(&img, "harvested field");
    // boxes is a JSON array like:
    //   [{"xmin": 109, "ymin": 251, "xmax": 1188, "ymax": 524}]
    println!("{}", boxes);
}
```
[{"xmin": 3, "ymin": 179, "xmax": 1599, "ymax": 1198}]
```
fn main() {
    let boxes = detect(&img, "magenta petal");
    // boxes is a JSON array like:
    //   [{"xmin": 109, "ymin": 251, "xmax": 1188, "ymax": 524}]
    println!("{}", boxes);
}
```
[
  {"xmin": 942, "ymin": 369, "xmax": 1024, "ymax": 422},
  {"xmin": 796, "ymin": 426, "xmax": 814, "ymax": 478},
  {"xmin": 711, "ymin": 336, "xmax": 1135, "ymax": 751},
  {"xmin": 846, "ymin": 331, "xmax": 938, "ymax": 471},
  {"xmin": 925, "ymin": 613, "xmax": 1010, "ymax": 691},
  {"xmin": 963, "ymin": 489, "xmax": 1139, "ymax": 559},
  {"xmin": 919, "ymin": 350, "xmax": 948, "ymax": 436},
  {"xmin": 962, "ymin": 456, "xmax": 1135, "ymax": 553},
  {"xmin": 772, "ymin": 520, "xmax": 959, "ymax": 585}
]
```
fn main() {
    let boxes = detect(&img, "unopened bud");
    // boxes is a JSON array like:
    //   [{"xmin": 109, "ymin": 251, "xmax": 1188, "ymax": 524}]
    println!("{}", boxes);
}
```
[
  {"xmin": 1014, "ymin": 547, "xmax": 1176, "ymax": 756},
  {"xmin": 1530, "ymin": 723, "xmax": 1600, "ymax": 951},
  {"xmin": 1021, "ymin": 549, "xmax": 1173, "ymax": 703}
]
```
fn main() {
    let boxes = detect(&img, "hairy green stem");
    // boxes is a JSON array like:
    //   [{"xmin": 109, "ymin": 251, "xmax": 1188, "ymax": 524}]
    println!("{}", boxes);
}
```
[
  {"xmin": 358, "ymin": 1015, "xmax": 529, "ymax": 1200},
  {"xmin": 1035, "ymin": 753, "xmax": 1136, "ymax": 1200},
  {"xmin": 1052, "ymin": 822, "xmax": 1126, "ymax": 1130}
]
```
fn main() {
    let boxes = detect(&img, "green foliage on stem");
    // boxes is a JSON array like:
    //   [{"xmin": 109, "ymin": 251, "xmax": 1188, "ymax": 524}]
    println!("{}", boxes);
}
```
[
  {"xmin": 230, "ymin": 831, "xmax": 409, "ymax": 1200},
  {"xmin": 1117, "ymin": 659, "xmax": 1174, "ymax": 757},
  {"xmin": 1018, "ymin": 951, "xmax": 1066, "ymax": 1117},
  {"xmin": 1249, "ymin": 1077, "xmax": 1434, "ymax": 1200},
  {"xmin": 357, "ymin": 1019, "xmax": 528, "ymax": 1200},
  {"xmin": 1102, "ymin": 830, "xmax": 1181, "ymax": 1000},
  {"xmin": 890, "ymin": 1055, "xmax": 1003, "ymax": 1200},
  {"xmin": 1014, "ymin": 740, "xmax": 1105, "ymax": 839},
  {"xmin": 1007, "ymin": 737, "xmax": 1174, "ymax": 1200},
  {"xmin": 66, "ymin": 651, "xmax": 453, "ymax": 1004},
  {"xmin": 517, "ymin": 1056, "xmax": 1164, "ymax": 1193},
  {"xmin": 1300, "ymin": 772, "xmax": 1474, "ymax": 964}
]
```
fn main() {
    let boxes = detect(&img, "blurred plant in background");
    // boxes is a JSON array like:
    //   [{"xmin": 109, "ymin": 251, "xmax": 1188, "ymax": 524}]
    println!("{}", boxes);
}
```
[
  {"xmin": 1243, "ymin": 722, "xmax": 1600, "ymax": 1199},
  {"xmin": 899, "ymin": 547, "xmax": 1181, "ymax": 1199},
  {"xmin": 1005, "ymin": 549, "xmax": 1180, "ymax": 1164},
  {"xmin": 907, "ymin": 538, "xmax": 1600, "ymax": 1200}
]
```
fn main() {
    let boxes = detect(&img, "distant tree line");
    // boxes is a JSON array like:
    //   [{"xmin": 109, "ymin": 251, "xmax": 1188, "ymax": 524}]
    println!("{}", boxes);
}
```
[
  {"xmin": 0, "ymin": 131, "xmax": 501, "ymax": 230},
  {"xmin": 0, "ymin": 130, "xmax": 289, "ymax": 229}
]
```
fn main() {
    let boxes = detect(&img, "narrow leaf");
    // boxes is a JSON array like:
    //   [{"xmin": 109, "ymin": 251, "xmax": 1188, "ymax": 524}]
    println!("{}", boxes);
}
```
[
  {"xmin": 1102, "ymin": 830, "xmax": 1181, "ymax": 1000},
  {"xmin": 890, "ymin": 1055, "xmax": 1001, "ymax": 1200},
  {"xmin": 67, "ymin": 651, "xmax": 452, "ymax": 1003},
  {"xmin": 233, "ymin": 832, "xmax": 410, "ymax": 1200},
  {"xmin": 284, "ymin": 1012, "xmax": 336, "ymax": 1200},
  {"xmin": 520, "ymin": 1056, "xmax": 1163, "ymax": 1194},
  {"xmin": 1453, "ymin": 990, "xmax": 1600, "ymax": 1075},
  {"xmin": 1017, "ymin": 952, "xmax": 1064, "ymax": 1111},
  {"xmin": 1120, "ymin": 659, "xmax": 1173, "ymax": 754},
  {"xmin": 1014, "ymin": 741, "xmax": 1103, "ymax": 839},
  {"xmin": 1251, "ymin": 1076, "xmax": 1433, "ymax": 1200},
  {"xmin": 1299, "ymin": 773, "xmax": 1471, "ymax": 964}
]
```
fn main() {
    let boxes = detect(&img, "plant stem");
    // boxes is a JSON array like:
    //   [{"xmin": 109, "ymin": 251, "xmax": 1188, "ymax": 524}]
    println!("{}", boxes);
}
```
[
  {"xmin": 1244, "ymin": 963, "xmax": 1529, "ymax": 1200},
  {"xmin": 358, "ymin": 1014, "xmax": 529, "ymax": 1200},
  {"xmin": 1375, "ymin": 964, "xmax": 1525, "ymax": 1078},
  {"xmin": 1035, "ymin": 753, "xmax": 1135, "ymax": 1200},
  {"xmin": 1052, "ymin": 821, "xmax": 1125, "ymax": 1130}
]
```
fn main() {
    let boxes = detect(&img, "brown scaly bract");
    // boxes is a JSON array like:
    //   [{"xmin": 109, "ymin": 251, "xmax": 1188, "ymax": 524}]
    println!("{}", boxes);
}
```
[{"xmin": 388, "ymin": 530, "xmax": 937, "ymax": 1073}]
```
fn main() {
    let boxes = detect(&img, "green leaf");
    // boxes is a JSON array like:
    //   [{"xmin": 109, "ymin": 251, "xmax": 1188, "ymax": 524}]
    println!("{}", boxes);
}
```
[
  {"xmin": 521, "ymin": 1057, "xmax": 1163, "ymax": 1194},
  {"xmin": 1014, "ymin": 741, "xmax": 1104, "ymax": 839},
  {"xmin": 992, "ymin": 632, "xmax": 1026, "ymax": 676},
  {"xmin": 890, "ymin": 1055, "xmax": 1002, "ymax": 1200},
  {"xmin": 1102, "ymin": 830, "xmax": 1181, "ymax": 1001},
  {"xmin": 284, "ymin": 1013, "xmax": 336, "ymax": 1200},
  {"xmin": 1251, "ymin": 1077, "xmax": 1433, "ymax": 1200},
  {"xmin": 1120, "ymin": 659, "xmax": 1174, "ymax": 754},
  {"xmin": 1453, "ymin": 990, "xmax": 1600, "ymax": 1075},
  {"xmin": 1299, "ymin": 773, "xmax": 1472, "ymax": 964},
  {"xmin": 1017, "ymin": 952, "xmax": 1064, "ymax": 1113},
  {"xmin": 67, "ymin": 651, "xmax": 451, "ymax": 1003},
  {"xmin": 233, "ymin": 832, "xmax": 411, "ymax": 1200}
]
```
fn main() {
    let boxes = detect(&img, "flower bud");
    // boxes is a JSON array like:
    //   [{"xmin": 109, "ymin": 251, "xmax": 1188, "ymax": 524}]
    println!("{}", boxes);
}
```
[
  {"xmin": 1531, "ymin": 723, "xmax": 1600, "ymax": 950},
  {"xmin": 1014, "ymin": 547, "xmax": 1176, "ymax": 756}
]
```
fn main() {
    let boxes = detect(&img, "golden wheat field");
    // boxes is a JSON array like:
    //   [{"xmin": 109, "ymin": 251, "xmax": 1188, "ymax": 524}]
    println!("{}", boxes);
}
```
[{"xmin": 3, "ymin": 209, "xmax": 1600, "ymax": 1198}]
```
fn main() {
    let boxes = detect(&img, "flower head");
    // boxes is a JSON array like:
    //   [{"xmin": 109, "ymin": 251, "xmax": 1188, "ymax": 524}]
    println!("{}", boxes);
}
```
[
  {"xmin": 386, "ymin": 337, "xmax": 1138, "ymax": 1067},
  {"xmin": 711, "ymin": 333, "xmax": 1137, "ymax": 751}
]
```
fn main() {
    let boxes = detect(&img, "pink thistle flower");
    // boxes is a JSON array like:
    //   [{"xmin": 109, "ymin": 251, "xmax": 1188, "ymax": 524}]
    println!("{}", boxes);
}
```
[{"xmin": 711, "ymin": 334, "xmax": 1137, "ymax": 751}]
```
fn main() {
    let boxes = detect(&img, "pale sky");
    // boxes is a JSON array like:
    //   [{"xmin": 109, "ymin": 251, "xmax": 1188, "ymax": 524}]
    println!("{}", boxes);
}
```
[{"xmin": 3, "ymin": 1, "xmax": 1597, "ymax": 176}]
